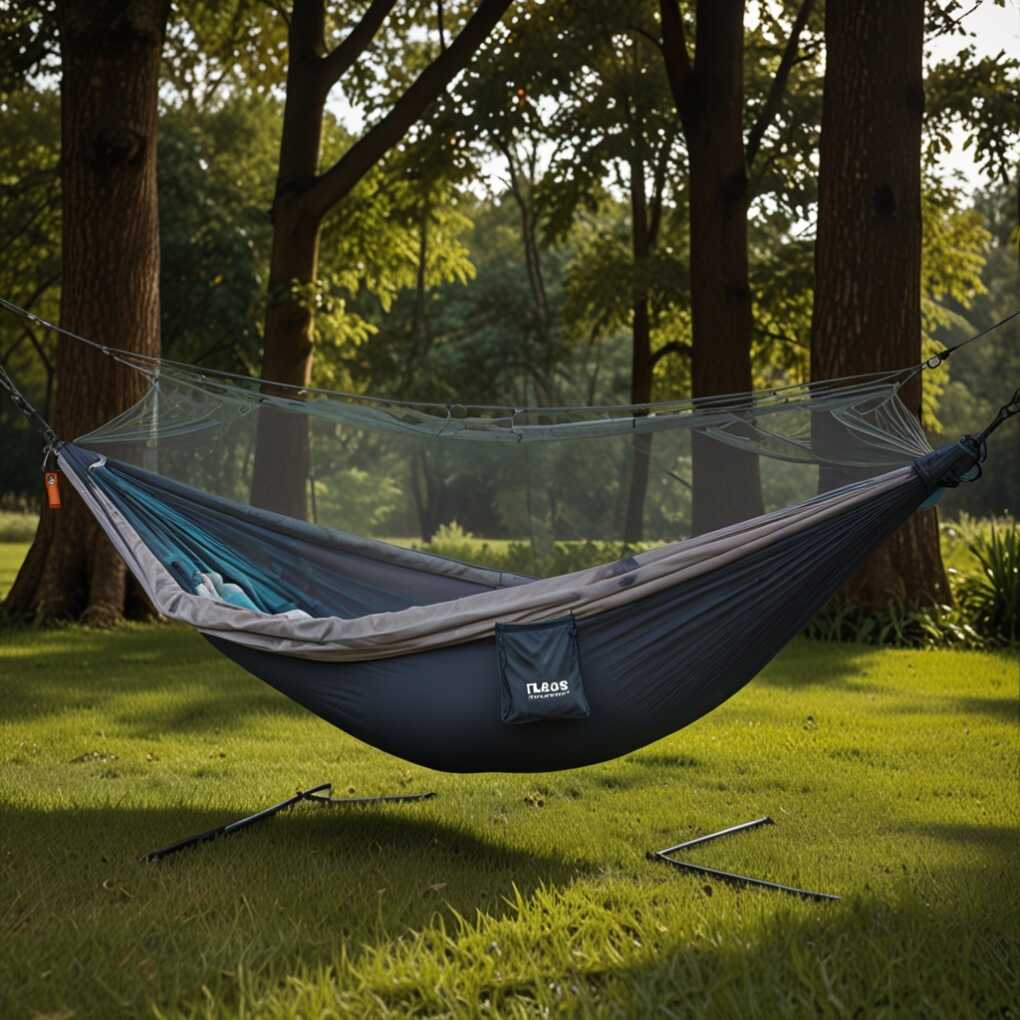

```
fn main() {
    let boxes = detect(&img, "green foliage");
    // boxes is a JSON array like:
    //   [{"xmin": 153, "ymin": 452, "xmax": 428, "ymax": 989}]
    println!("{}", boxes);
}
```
[
  {"xmin": 314, "ymin": 166, "xmax": 476, "ymax": 390},
  {"xmin": 926, "ymin": 41, "xmax": 1020, "ymax": 187},
  {"xmin": 164, "ymin": 2, "xmax": 288, "ymax": 107},
  {"xmin": 806, "ymin": 516, "xmax": 1020, "ymax": 650},
  {"xmin": 351, "ymin": 192, "xmax": 571, "ymax": 407},
  {"xmin": 0, "ymin": 87, "xmax": 60, "ymax": 502},
  {"xmin": 312, "ymin": 466, "xmax": 403, "ymax": 536},
  {"xmin": 157, "ymin": 98, "xmax": 279, "ymax": 373},
  {"xmin": 0, "ymin": 624, "xmax": 1016, "ymax": 1018},
  {"xmin": 955, "ymin": 522, "xmax": 1020, "ymax": 645},
  {"xmin": 803, "ymin": 595, "xmax": 988, "ymax": 650},
  {"xmin": 416, "ymin": 521, "xmax": 658, "ymax": 577},
  {"xmin": 0, "ymin": 1, "xmax": 58, "ymax": 97},
  {"xmin": 931, "ymin": 179, "xmax": 1020, "ymax": 520},
  {"xmin": 920, "ymin": 176, "xmax": 992, "ymax": 429}
]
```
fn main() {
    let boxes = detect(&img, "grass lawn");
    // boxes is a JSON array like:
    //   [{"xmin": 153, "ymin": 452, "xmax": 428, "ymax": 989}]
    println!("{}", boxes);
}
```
[
  {"xmin": 0, "ymin": 542, "xmax": 29, "ymax": 599},
  {"xmin": 0, "ymin": 623, "xmax": 1017, "ymax": 1020}
]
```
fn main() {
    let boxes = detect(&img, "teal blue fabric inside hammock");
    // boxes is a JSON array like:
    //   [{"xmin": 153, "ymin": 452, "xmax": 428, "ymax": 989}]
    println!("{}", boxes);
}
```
[
  {"xmin": 79, "ymin": 453, "xmax": 509, "ymax": 621},
  {"xmin": 93, "ymin": 463, "xmax": 303, "ymax": 614}
]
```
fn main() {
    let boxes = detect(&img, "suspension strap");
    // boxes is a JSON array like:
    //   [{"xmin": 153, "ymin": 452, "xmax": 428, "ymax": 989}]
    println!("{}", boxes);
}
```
[
  {"xmin": 924, "ymin": 309, "xmax": 1020, "ymax": 369},
  {"xmin": 976, "ymin": 387, "xmax": 1020, "ymax": 443},
  {"xmin": 0, "ymin": 361, "xmax": 57, "ymax": 448}
]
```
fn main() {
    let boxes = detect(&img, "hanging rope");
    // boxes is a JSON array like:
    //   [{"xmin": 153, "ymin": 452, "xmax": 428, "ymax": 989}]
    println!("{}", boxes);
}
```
[
  {"xmin": 1, "ymin": 294, "xmax": 1017, "ymax": 416},
  {"xmin": 0, "ymin": 361, "xmax": 57, "ymax": 447},
  {"xmin": 924, "ymin": 308, "xmax": 1020, "ymax": 369}
]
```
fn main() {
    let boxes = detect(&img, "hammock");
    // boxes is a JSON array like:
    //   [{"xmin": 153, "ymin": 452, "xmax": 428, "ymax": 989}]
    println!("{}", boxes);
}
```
[
  {"xmin": 0, "ymin": 298, "xmax": 1015, "ymax": 777},
  {"xmin": 57, "ymin": 437, "xmax": 983, "ymax": 774}
]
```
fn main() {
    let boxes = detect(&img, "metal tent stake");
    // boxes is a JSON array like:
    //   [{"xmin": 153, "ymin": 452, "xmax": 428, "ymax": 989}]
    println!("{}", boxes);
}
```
[
  {"xmin": 648, "ymin": 816, "xmax": 840, "ymax": 902},
  {"xmin": 140, "ymin": 783, "xmax": 436, "ymax": 863}
]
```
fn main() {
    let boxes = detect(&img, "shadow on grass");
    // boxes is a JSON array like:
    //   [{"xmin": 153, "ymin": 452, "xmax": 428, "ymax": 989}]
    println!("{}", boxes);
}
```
[
  {"xmin": 753, "ymin": 639, "xmax": 877, "ymax": 692},
  {"xmin": 896, "ymin": 820, "xmax": 1020, "ymax": 855},
  {"xmin": 542, "ymin": 872, "xmax": 1016, "ymax": 1017},
  {"xmin": 0, "ymin": 798, "xmax": 597, "ymax": 1017},
  {"xmin": 3, "ymin": 797, "xmax": 590, "ymax": 937},
  {"xmin": 0, "ymin": 624, "xmax": 306, "ymax": 734},
  {"xmin": 4, "ymin": 802, "xmax": 1018, "ymax": 1018},
  {"xmin": 889, "ymin": 692, "xmax": 1020, "ymax": 723}
]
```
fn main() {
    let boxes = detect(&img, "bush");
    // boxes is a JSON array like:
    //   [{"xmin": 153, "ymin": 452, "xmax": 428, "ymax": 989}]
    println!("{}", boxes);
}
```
[
  {"xmin": 803, "ymin": 596, "xmax": 987, "ymax": 649},
  {"xmin": 0, "ymin": 511, "xmax": 38, "ymax": 542},
  {"xmin": 955, "ymin": 523, "xmax": 1020, "ymax": 645},
  {"xmin": 416, "ymin": 522, "xmax": 657, "ymax": 578}
]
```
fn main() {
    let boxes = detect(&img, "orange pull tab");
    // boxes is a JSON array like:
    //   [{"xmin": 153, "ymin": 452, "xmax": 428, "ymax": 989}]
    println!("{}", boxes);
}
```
[{"xmin": 44, "ymin": 471, "xmax": 62, "ymax": 509}]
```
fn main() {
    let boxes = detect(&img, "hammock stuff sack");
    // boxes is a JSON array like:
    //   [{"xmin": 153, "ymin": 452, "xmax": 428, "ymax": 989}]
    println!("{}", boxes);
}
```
[{"xmin": 41, "ymin": 352, "xmax": 993, "ymax": 774}]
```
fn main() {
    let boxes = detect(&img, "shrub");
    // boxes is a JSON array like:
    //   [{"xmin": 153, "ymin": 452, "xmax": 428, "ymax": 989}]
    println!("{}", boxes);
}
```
[
  {"xmin": 955, "ymin": 523, "xmax": 1020, "ymax": 645},
  {"xmin": 417, "ymin": 523, "xmax": 657, "ymax": 578},
  {"xmin": 0, "ymin": 512, "xmax": 38, "ymax": 543},
  {"xmin": 417, "ymin": 521, "xmax": 505, "ymax": 569}
]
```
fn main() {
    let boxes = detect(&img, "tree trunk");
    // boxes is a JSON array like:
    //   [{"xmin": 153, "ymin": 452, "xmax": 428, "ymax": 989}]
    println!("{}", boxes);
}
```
[
  {"xmin": 3, "ymin": 1, "xmax": 168, "ymax": 626},
  {"xmin": 622, "ymin": 148, "xmax": 655, "ymax": 543},
  {"xmin": 249, "ymin": 0, "xmax": 328, "ymax": 520},
  {"xmin": 686, "ymin": 0, "xmax": 762, "ymax": 536},
  {"xmin": 250, "ymin": 0, "xmax": 512, "ymax": 519},
  {"xmin": 810, "ymin": 0, "xmax": 948, "ymax": 607}
]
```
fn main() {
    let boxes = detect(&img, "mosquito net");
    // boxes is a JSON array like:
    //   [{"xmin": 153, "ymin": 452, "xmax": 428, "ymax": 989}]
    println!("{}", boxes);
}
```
[{"xmin": 76, "ymin": 358, "xmax": 931, "ymax": 579}]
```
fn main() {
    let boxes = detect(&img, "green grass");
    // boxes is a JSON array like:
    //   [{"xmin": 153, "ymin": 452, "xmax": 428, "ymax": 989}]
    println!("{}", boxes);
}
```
[
  {"xmin": 0, "ymin": 625, "xmax": 1017, "ymax": 1019},
  {"xmin": 0, "ymin": 542, "xmax": 29, "ymax": 599}
]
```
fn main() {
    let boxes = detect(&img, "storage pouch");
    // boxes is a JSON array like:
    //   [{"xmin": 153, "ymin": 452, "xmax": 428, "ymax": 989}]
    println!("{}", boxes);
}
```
[{"xmin": 496, "ymin": 615, "xmax": 590, "ymax": 724}]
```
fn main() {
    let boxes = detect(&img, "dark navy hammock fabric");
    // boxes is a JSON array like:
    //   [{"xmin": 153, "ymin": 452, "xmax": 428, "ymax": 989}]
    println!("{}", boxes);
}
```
[
  {"xmin": 207, "ymin": 460, "xmax": 930, "ymax": 772},
  {"xmin": 60, "ymin": 440, "xmax": 979, "ymax": 773}
]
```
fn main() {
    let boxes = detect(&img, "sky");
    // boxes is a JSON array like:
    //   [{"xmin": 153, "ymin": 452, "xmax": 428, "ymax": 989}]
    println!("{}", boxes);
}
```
[{"xmin": 926, "ymin": 0, "xmax": 1020, "ymax": 192}]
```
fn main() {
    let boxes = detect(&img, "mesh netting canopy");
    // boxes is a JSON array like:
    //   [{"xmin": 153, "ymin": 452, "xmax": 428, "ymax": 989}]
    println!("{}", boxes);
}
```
[{"xmin": 77, "ymin": 358, "xmax": 930, "ymax": 578}]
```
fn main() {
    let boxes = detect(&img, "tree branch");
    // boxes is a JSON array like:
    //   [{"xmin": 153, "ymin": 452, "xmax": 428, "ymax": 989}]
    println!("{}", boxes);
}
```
[
  {"xmin": 306, "ymin": 0, "xmax": 512, "ymax": 222},
  {"xmin": 658, "ymin": 0, "xmax": 693, "ymax": 124},
  {"xmin": 320, "ymin": 0, "xmax": 399, "ymax": 89},
  {"xmin": 626, "ymin": 23, "xmax": 664, "ymax": 54},
  {"xmin": 756, "ymin": 326, "xmax": 807, "ymax": 350},
  {"xmin": 23, "ymin": 325, "xmax": 53, "ymax": 373},
  {"xmin": 745, "ymin": 0, "xmax": 815, "ymax": 169},
  {"xmin": 650, "ymin": 339, "xmax": 691, "ymax": 366},
  {"xmin": 437, "ymin": 0, "xmax": 447, "ymax": 51}
]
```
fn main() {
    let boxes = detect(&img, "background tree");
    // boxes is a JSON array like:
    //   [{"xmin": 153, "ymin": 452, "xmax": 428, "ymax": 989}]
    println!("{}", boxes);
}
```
[
  {"xmin": 249, "ymin": 0, "xmax": 514, "ymax": 520},
  {"xmin": 658, "ymin": 0, "xmax": 816, "ymax": 533},
  {"xmin": 809, "ymin": 0, "xmax": 945, "ymax": 607},
  {"xmin": 4, "ymin": 1, "xmax": 170, "ymax": 624},
  {"xmin": 484, "ymin": 0, "xmax": 689, "ymax": 540}
]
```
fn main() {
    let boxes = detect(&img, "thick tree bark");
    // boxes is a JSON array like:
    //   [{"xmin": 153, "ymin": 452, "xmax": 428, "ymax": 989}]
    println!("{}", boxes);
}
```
[
  {"xmin": 686, "ymin": 5, "xmax": 762, "ymax": 536},
  {"xmin": 250, "ymin": 0, "xmax": 512, "ymax": 518},
  {"xmin": 658, "ymin": 0, "xmax": 815, "ymax": 535},
  {"xmin": 3, "ymin": 1, "xmax": 168, "ymax": 626},
  {"xmin": 810, "ymin": 0, "xmax": 948, "ymax": 608},
  {"xmin": 661, "ymin": 0, "xmax": 763, "ymax": 535}
]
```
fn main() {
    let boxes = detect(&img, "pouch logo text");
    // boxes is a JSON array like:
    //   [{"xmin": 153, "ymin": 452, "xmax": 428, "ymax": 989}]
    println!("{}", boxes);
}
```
[{"xmin": 525, "ymin": 680, "xmax": 570, "ymax": 700}]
